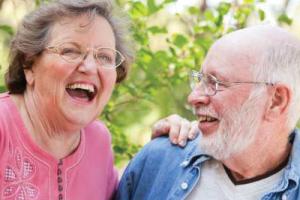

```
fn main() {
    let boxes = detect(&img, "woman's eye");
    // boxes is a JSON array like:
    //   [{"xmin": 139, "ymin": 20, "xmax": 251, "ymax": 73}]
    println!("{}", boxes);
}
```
[
  {"xmin": 61, "ymin": 47, "xmax": 80, "ymax": 55},
  {"xmin": 97, "ymin": 53, "xmax": 114, "ymax": 64},
  {"xmin": 60, "ymin": 47, "xmax": 82, "ymax": 60}
]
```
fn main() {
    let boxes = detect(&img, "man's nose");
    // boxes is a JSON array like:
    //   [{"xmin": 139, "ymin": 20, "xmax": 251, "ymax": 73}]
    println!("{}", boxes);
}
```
[{"xmin": 187, "ymin": 88, "xmax": 210, "ymax": 106}]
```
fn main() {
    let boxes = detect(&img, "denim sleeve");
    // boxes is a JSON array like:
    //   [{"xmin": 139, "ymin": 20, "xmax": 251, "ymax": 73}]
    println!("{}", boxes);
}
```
[
  {"xmin": 114, "ymin": 164, "xmax": 134, "ymax": 200},
  {"xmin": 115, "ymin": 136, "xmax": 194, "ymax": 200},
  {"xmin": 115, "ymin": 140, "xmax": 151, "ymax": 200},
  {"xmin": 115, "ymin": 137, "xmax": 175, "ymax": 200}
]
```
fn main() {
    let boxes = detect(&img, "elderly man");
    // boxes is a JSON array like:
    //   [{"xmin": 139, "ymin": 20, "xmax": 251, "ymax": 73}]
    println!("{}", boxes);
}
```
[{"xmin": 116, "ymin": 25, "xmax": 300, "ymax": 200}]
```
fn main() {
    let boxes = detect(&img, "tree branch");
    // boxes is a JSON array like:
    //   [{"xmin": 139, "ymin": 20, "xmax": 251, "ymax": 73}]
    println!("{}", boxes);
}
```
[
  {"xmin": 0, "ymin": 0, "xmax": 5, "ymax": 10},
  {"xmin": 200, "ymin": 0, "xmax": 207, "ymax": 13}
]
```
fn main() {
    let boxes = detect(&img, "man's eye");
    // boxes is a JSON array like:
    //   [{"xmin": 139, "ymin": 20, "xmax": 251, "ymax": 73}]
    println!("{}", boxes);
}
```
[
  {"xmin": 205, "ymin": 75, "xmax": 217, "ymax": 88},
  {"xmin": 218, "ymin": 83, "xmax": 227, "ymax": 89}
]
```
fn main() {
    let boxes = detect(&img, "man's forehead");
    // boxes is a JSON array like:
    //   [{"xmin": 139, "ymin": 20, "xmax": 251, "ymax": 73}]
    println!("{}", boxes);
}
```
[
  {"xmin": 200, "ymin": 25, "xmax": 299, "ymax": 80},
  {"xmin": 202, "ymin": 41, "xmax": 255, "ymax": 80}
]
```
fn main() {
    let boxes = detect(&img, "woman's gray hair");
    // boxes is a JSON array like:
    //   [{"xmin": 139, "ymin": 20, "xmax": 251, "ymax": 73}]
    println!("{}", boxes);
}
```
[
  {"xmin": 253, "ymin": 43, "xmax": 300, "ymax": 130},
  {"xmin": 5, "ymin": 0, "xmax": 134, "ymax": 94}
]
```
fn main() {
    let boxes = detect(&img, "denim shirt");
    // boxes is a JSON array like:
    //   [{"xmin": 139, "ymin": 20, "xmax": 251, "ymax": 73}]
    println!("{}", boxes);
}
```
[{"xmin": 116, "ymin": 130, "xmax": 300, "ymax": 200}]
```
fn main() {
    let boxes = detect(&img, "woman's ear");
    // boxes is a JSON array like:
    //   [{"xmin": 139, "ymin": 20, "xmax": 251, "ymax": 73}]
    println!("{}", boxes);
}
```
[
  {"xmin": 23, "ymin": 56, "xmax": 36, "ymax": 86},
  {"xmin": 265, "ymin": 84, "xmax": 290, "ymax": 120},
  {"xmin": 24, "ymin": 68, "xmax": 35, "ymax": 86}
]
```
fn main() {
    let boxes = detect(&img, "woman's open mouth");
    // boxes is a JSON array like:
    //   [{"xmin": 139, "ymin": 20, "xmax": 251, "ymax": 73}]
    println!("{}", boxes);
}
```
[{"xmin": 66, "ymin": 83, "xmax": 97, "ymax": 102}]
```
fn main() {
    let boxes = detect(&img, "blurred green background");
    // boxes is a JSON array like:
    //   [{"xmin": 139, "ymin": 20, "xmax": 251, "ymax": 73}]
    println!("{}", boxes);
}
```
[{"xmin": 1, "ymin": 0, "xmax": 300, "ymax": 169}]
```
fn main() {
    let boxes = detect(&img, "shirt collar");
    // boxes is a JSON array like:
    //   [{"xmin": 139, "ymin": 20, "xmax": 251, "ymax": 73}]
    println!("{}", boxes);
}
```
[
  {"xmin": 180, "ymin": 134, "xmax": 211, "ymax": 168},
  {"xmin": 181, "ymin": 129, "xmax": 300, "ymax": 181},
  {"xmin": 285, "ymin": 129, "xmax": 300, "ymax": 182}
]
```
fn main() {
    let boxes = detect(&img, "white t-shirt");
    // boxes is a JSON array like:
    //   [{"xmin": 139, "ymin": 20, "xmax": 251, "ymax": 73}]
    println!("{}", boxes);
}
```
[{"xmin": 186, "ymin": 159, "xmax": 285, "ymax": 200}]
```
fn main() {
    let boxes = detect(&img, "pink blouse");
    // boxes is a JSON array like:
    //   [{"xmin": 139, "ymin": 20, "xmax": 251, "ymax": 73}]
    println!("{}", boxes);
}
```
[{"xmin": 0, "ymin": 93, "xmax": 118, "ymax": 200}]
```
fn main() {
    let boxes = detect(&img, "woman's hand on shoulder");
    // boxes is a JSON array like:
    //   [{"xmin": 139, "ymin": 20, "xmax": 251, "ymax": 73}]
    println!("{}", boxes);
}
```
[{"xmin": 151, "ymin": 114, "xmax": 199, "ymax": 147}]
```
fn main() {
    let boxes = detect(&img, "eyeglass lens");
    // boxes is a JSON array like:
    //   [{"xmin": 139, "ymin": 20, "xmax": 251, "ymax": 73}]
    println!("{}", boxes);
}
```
[
  {"xmin": 57, "ymin": 43, "xmax": 123, "ymax": 68},
  {"xmin": 190, "ymin": 71, "xmax": 217, "ymax": 96}
]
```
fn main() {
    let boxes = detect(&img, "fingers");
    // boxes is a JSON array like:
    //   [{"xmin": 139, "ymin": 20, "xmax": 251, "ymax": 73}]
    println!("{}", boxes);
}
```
[
  {"xmin": 151, "ymin": 118, "xmax": 171, "ymax": 139},
  {"xmin": 151, "ymin": 114, "xmax": 200, "ymax": 148},
  {"xmin": 152, "ymin": 114, "xmax": 182, "ymax": 143},
  {"xmin": 168, "ymin": 115, "xmax": 182, "ymax": 144},
  {"xmin": 188, "ymin": 121, "xmax": 199, "ymax": 140},
  {"xmin": 176, "ymin": 118, "xmax": 190, "ymax": 147}
]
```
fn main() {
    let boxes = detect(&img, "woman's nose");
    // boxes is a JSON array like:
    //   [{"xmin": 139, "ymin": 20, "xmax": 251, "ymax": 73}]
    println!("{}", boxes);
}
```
[{"xmin": 78, "ymin": 51, "xmax": 98, "ymax": 74}]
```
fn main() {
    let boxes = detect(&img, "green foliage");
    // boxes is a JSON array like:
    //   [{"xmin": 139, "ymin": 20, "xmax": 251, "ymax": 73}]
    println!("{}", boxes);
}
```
[
  {"xmin": 0, "ymin": 25, "xmax": 14, "ymax": 36},
  {"xmin": 34, "ymin": 0, "xmax": 52, "ymax": 6},
  {"xmin": 258, "ymin": 9, "xmax": 265, "ymax": 21},
  {"xmin": 0, "ymin": 0, "xmax": 294, "ymax": 168},
  {"xmin": 278, "ymin": 13, "xmax": 293, "ymax": 25},
  {"xmin": 0, "ymin": 85, "xmax": 6, "ymax": 93}
]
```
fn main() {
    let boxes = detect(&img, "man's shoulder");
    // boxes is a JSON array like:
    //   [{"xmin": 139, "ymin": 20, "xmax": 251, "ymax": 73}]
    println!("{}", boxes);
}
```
[
  {"xmin": 129, "ymin": 135, "xmax": 201, "ymax": 168},
  {"xmin": 143, "ymin": 135, "xmax": 200, "ymax": 155},
  {"xmin": 116, "ymin": 135, "xmax": 202, "ymax": 200}
]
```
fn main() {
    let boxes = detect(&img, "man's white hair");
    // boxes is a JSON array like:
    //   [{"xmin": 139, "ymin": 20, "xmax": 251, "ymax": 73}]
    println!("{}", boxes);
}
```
[{"xmin": 253, "ymin": 42, "xmax": 300, "ymax": 130}]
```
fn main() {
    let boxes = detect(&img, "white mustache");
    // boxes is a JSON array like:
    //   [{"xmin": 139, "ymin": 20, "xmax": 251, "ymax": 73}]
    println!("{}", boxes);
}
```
[{"xmin": 193, "ymin": 107, "xmax": 219, "ymax": 119}]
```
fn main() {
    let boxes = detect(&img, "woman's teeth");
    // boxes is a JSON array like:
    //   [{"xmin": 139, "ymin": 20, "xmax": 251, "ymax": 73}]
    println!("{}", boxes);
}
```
[{"xmin": 66, "ymin": 83, "xmax": 95, "ymax": 93}]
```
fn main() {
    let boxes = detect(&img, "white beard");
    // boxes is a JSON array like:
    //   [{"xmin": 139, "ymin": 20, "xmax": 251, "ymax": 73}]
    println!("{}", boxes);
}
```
[{"xmin": 199, "ymin": 88, "xmax": 267, "ymax": 160}]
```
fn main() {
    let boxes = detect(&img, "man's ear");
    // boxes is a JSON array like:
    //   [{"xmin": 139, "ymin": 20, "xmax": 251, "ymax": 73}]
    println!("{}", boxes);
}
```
[{"xmin": 265, "ymin": 84, "xmax": 290, "ymax": 120}]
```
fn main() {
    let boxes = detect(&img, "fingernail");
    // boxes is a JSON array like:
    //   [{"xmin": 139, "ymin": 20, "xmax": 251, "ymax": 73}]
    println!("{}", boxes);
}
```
[
  {"xmin": 172, "ymin": 139, "xmax": 178, "ymax": 144},
  {"xmin": 179, "ymin": 140, "xmax": 186, "ymax": 147},
  {"xmin": 188, "ymin": 134, "xmax": 195, "ymax": 140}
]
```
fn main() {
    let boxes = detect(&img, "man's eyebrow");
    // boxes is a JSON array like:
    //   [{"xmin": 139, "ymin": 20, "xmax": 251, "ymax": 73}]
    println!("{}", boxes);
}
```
[{"xmin": 206, "ymin": 71, "xmax": 229, "ymax": 82}]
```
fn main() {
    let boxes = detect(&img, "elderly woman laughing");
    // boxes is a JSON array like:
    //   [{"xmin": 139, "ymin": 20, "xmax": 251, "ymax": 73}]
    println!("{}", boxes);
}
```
[{"xmin": 0, "ymin": 0, "xmax": 133, "ymax": 199}]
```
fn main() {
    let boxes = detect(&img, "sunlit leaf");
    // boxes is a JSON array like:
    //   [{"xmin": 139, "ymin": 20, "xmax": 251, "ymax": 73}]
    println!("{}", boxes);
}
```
[
  {"xmin": 188, "ymin": 6, "xmax": 199, "ymax": 15},
  {"xmin": 173, "ymin": 34, "xmax": 188, "ymax": 48},
  {"xmin": 147, "ymin": 0, "xmax": 159, "ymax": 15},
  {"xmin": 148, "ymin": 26, "xmax": 167, "ymax": 34},
  {"xmin": 278, "ymin": 13, "xmax": 292, "ymax": 25},
  {"xmin": 130, "ymin": 2, "xmax": 148, "ymax": 18},
  {"xmin": 35, "ymin": 0, "xmax": 41, "ymax": 6},
  {"xmin": 258, "ymin": 9, "xmax": 265, "ymax": 21},
  {"xmin": 243, "ymin": 0, "xmax": 255, "ymax": 3},
  {"xmin": 204, "ymin": 10, "xmax": 215, "ymax": 22},
  {"xmin": 164, "ymin": 0, "xmax": 175, "ymax": 3},
  {"xmin": 0, "ymin": 25, "xmax": 14, "ymax": 36},
  {"xmin": 217, "ymin": 2, "xmax": 231, "ymax": 16}
]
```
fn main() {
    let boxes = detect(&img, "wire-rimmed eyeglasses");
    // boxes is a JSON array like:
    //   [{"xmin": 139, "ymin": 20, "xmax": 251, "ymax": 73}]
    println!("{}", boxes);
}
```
[
  {"xmin": 45, "ymin": 42, "xmax": 125, "ymax": 69},
  {"xmin": 189, "ymin": 70, "xmax": 274, "ymax": 96}
]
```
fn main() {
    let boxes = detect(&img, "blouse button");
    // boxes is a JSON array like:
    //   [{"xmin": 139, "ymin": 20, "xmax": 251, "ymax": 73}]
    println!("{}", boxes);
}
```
[
  {"xmin": 57, "ymin": 177, "xmax": 63, "ymax": 183},
  {"xmin": 58, "ymin": 185, "xmax": 63, "ymax": 192}
]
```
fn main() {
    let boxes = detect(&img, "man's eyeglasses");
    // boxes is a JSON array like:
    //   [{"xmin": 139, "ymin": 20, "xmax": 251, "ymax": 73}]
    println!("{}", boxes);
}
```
[
  {"xmin": 189, "ymin": 70, "xmax": 274, "ymax": 96},
  {"xmin": 45, "ymin": 42, "xmax": 125, "ymax": 69}
]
